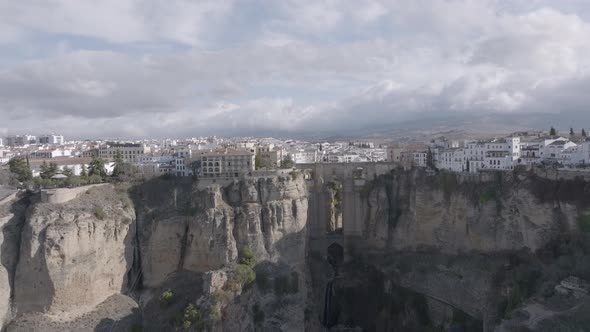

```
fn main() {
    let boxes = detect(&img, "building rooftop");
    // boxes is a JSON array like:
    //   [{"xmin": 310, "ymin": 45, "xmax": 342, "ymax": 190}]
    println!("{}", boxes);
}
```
[
  {"xmin": 28, "ymin": 157, "xmax": 93, "ymax": 167},
  {"xmin": 548, "ymin": 140, "xmax": 568, "ymax": 146},
  {"xmin": 104, "ymin": 142, "xmax": 142, "ymax": 148},
  {"xmin": 200, "ymin": 149, "xmax": 254, "ymax": 157}
]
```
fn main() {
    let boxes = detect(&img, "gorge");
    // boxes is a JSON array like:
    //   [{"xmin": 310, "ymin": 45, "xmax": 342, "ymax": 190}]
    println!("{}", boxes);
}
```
[{"xmin": 1, "ymin": 165, "xmax": 590, "ymax": 331}]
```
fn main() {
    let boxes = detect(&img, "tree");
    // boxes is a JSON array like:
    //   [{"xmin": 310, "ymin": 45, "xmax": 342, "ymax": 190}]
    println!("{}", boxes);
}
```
[
  {"xmin": 570, "ymin": 128, "xmax": 575, "ymax": 137},
  {"xmin": 61, "ymin": 166, "xmax": 73, "ymax": 177},
  {"xmin": 80, "ymin": 164, "xmax": 88, "ymax": 177},
  {"xmin": 39, "ymin": 161, "xmax": 50, "ymax": 179},
  {"xmin": 40, "ymin": 161, "xmax": 58, "ymax": 179},
  {"xmin": 583, "ymin": 129, "xmax": 587, "ymax": 138},
  {"xmin": 426, "ymin": 147, "xmax": 436, "ymax": 169},
  {"xmin": 550, "ymin": 126, "xmax": 557, "ymax": 137},
  {"xmin": 49, "ymin": 162, "xmax": 58, "ymax": 177},
  {"xmin": 88, "ymin": 157, "xmax": 107, "ymax": 179},
  {"xmin": 111, "ymin": 151, "xmax": 125, "ymax": 178},
  {"xmin": 8, "ymin": 157, "xmax": 32, "ymax": 183},
  {"xmin": 255, "ymin": 154, "xmax": 262, "ymax": 170},
  {"xmin": 280, "ymin": 155, "xmax": 294, "ymax": 169}
]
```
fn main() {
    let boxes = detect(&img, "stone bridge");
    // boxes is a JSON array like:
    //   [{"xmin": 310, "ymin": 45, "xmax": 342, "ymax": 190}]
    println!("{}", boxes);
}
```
[{"xmin": 295, "ymin": 162, "xmax": 400, "ymax": 255}]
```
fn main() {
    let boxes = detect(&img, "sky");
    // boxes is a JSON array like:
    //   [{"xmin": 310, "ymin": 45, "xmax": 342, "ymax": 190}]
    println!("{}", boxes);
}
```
[{"xmin": 1, "ymin": 0, "xmax": 590, "ymax": 139}]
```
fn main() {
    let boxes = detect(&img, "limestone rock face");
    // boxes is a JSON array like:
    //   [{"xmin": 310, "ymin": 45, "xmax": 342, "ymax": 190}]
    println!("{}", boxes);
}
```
[
  {"xmin": 363, "ymin": 171, "xmax": 579, "ymax": 253},
  {"xmin": 0, "ymin": 195, "xmax": 28, "ymax": 329},
  {"xmin": 137, "ymin": 175, "xmax": 308, "ymax": 288},
  {"xmin": 13, "ymin": 185, "xmax": 135, "ymax": 316}
]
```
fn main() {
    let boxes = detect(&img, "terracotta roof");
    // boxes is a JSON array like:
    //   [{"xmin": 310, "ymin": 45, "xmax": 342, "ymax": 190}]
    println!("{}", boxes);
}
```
[{"xmin": 28, "ymin": 157, "xmax": 93, "ymax": 166}]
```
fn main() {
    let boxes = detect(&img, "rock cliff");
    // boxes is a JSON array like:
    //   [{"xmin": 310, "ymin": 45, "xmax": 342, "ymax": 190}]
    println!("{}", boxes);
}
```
[
  {"xmin": 308, "ymin": 168, "xmax": 590, "ymax": 331},
  {"xmin": 135, "ymin": 175, "xmax": 308, "ymax": 288},
  {"xmin": 2, "ymin": 168, "xmax": 590, "ymax": 331},
  {"xmin": 363, "ymin": 170, "xmax": 583, "ymax": 253},
  {"xmin": 13, "ymin": 185, "xmax": 136, "ymax": 316},
  {"xmin": 0, "ymin": 194, "xmax": 28, "ymax": 328}
]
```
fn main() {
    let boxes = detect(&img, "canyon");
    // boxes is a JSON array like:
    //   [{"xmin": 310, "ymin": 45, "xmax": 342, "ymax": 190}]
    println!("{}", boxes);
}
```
[{"xmin": 1, "ymin": 166, "xmax": 590, "ymax": 331}]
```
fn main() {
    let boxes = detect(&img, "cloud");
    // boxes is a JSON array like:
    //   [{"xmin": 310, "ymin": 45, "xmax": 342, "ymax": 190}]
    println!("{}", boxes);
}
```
[
  {"xmin": 1, "ymin": 1, "xmax": 590, "ymax": 138},
  {"xmin": 0, "ymin": 0, "xmax": 234, "ymax": 45}
]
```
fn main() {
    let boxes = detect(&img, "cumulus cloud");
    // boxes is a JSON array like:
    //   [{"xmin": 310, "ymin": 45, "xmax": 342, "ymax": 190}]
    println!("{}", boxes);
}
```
[{"xmin": 1, "ymin": 1, "xmax": 590, "ymax": 138}]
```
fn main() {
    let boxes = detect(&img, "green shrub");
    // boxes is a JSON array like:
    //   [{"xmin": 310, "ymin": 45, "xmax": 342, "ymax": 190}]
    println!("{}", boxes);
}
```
[
  {"xmin": 159, "ymin": 289, "xmax": 174, "ymax": 307},
  {"xmin": 93, "ymin": 207, "xmax": 106, "ymax": 220},
  {"xmin": 64, "ymin": 176, "xmax": 83, "ymax": 187},
  {"xmin": 176, "ymin": 304, "xmax": 202, "ymax": 330},
  {"xmin": 239, "ymin": 246, "xmax": 256, "ymax": 268},
  {"xmin": 118, "ymin": 192, "xmax": 133, "ymax": 210},
  {"xmin": 211, "ymin": 290, "xmax": 230, "ymax": 305},
  {"xmin": 235, "ymin": 264, "xmax": 256, "ymax": 286},
  {"xmin": 87, "ymin": 174, "xmax": 103, "ymax": 184},
  {"xmin": 209, "ymin": 306, "xmax": 222, "ymax": 322}
]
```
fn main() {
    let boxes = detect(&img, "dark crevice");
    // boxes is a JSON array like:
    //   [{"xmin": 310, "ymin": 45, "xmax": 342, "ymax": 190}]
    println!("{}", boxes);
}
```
[
  {"xmin": 177, "ymin": 219, "xmax": 190, "ymax": 271},
  {"xmin": 125, "ymin": 203, "xmax": 143, "ymax": 297}
]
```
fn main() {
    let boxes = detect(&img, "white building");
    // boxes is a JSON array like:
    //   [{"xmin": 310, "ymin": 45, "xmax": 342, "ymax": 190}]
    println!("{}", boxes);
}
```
[
  {"xmin": 540, "ymin": 140, "xmax": 577, "ymax": 163},
  {"xmin": 99, "ymin": 142, "xmax": 150, "ymax": 163},
  {"xmin": 463, "ymin": 136, "xmax": 521, "ymax": 172},
  {"xmin": 28, "ymin": 158, "xmax": 114, "ymax": 177},
  {"xmin": 519, "ymin": 140, "xmax": 542, "ymax": 166},
  {"xmin": 293, "ymin": 149, "xmax": 318, "ymax": 164},
  {"xmin": 438, "ymin": 149, "xmax": 464, "ymax": 172},
  {"xmin": 484, "ymin": 151, "xmax": 513, "ymax": 170},
  {"xmin": 200, "ymin": 149, "xmax": 255, "ymax": 178},
  {"xmin": 138, "ymin": 160, "xmax": 175, "ymax": 177},
  {"xmin": 29, "ymin": 149, "xmax": 72, "ymax": 159}
]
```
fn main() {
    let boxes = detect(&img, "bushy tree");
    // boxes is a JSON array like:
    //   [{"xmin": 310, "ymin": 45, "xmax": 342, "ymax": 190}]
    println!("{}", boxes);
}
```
[
  {"xmin": 570, "ymin": 127, "xmax": 575, "ymax": 137},
  {"xmin": 33, "ymin": 177, "xmax": 55, "ymax": 189},
  {"xmin": 426, "ymin": 147, "xmax": 436, "ymax": 169},
  {"xmin": 80, "ymin": 164, "xmax": 88, "ymax": 177},
  {"xmin": 549, "ymin": 126, "xmax": 557, "ymax": 137},
  {"xmin": 239, "ymin": 246, "xmax": 256, "ymax": 267},
  {"xmin": 39, "ymin": 161, "xmax": 49, "ymax": 178},
  {"xmin": 280, "ymin": 155, "xmax": 294, "ymax": 169},
  {"xmin": 65, "ymin": 176, "xmax": 82, "ymax": 187},
  {"xmin": 8, "ymin": 157, "xmax": 32, "ymax": 183},
  {"xmin": 583, "ymin": 129, "xmax": 587, "ymax": 138},
  {"xmin": 88, "ymin": 157, "xmax": 107, "ymax": 179},
  {"xmin": 40, "ymin": 161, "xmax": 58, "ymax": 179},
  {"xmin": 111, "ymin": 151, "xmax": 125, "ymax": 178},
  {"xmin": 235, "ymin": 264, "xmax": 256, "ymax": 285},
  {"xmin": 61, "ymin": 166, "xmax": 73, "ymax": 177}
]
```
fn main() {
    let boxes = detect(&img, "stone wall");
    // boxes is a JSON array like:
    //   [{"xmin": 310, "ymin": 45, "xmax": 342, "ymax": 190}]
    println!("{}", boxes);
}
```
[{"xmin": 40, "ymin": 183, "xmax": 107, "ymax": 204}]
